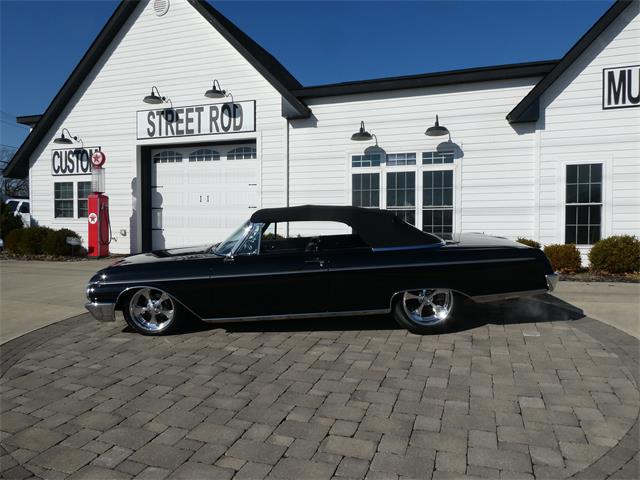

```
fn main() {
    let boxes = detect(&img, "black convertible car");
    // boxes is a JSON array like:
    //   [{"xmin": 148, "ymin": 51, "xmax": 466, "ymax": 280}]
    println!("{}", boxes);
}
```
[{"xmin": 86, "ymin": 205, "xmax": 557, "ymax": 335}]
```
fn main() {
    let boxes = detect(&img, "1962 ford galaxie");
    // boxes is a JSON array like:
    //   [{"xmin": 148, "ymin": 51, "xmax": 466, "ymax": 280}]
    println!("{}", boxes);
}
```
[{"xmin": 86, "ymin": 205, "xmax": 558, "ymax": 335}]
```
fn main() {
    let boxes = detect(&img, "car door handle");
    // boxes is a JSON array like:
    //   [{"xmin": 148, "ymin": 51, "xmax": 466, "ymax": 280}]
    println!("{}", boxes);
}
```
[{"xmin": 305, "ymin": 258, "xmax": 327, "ymax": 268}]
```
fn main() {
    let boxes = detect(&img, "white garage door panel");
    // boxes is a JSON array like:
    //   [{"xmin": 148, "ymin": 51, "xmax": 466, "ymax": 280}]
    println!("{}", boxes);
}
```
[{"xmin": 151, "ymin": 144, "xmax": 258, "ymax": 250}]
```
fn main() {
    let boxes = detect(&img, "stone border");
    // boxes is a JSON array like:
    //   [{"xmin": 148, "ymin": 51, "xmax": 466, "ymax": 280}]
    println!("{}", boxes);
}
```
[{"xmin": 1, "ymin": 313, "xmax": 638, "ymax": 479}]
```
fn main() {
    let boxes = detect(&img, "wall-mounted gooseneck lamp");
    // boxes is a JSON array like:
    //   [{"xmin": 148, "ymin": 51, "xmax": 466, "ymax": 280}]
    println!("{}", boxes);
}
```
[
  {"xmin": 205, "ymin": 79, "xmax": 234, "ymax": 103},
  {"xmin": 53, "ymin": 128, "xmax": 83, "ymax": 148},
  {"xmin": 425, "ymin": 115, "xmax": 449, "ymax": 137},
  {"xmin": 143, "ymin": 86, "xmax": 170, "ymax": 105},
  {"xmin": 351, "ymin": 121, "xmax": 377, "ymax": 144}
]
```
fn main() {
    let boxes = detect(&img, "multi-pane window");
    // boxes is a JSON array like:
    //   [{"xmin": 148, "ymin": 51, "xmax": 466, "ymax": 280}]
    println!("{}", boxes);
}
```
[
  {"xmin": 565, "ymin": 163, "xmax": 602, "ymax": 245},
  {"xmin": 227, "ymin": 146, "xmax": 256, "ymax": 160},
  {"xmin": 352, "ymin": 153, "xmax": 381, "ymax": 167},
  {"xmin": 153, "ymin": 150, "xmax": 182, "ymax": 163},
  {"xmin": 352, "ymin": 173, "xmax": 380, "ymax": 208},
  {"xmin": 351, "ymin": 151, "xmax": 454, "ymax": 235},
  {"xmin": 423, "ymin": 170, "xmax": 453, "ymax": 239},
  {"xmin": 77, "ymin": 182, "xmax": 92, "ymax": 218},
  {"xmin": 422, "ymin": 151, "xmax": 454, "ymax": 165},
  {"xmin": 54, "ymin": 182, "xmax": 74, "ymax": 218},
  {"xmin": 387, "ymin": 153, "xmax": 416, "ymax": 166},
  {"xmin": 387, "ymin": 172, "xmax": 416, "ymax": 225},
  {"xmin": 189, "ymin": 149, "xmax": 220, "ymax": 162}
]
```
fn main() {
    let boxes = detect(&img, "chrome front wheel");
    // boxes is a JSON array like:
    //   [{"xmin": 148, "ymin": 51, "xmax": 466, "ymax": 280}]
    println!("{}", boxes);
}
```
[{"xmin": 126, "ymin": 288, "xmax": 177, "ymax": 334}]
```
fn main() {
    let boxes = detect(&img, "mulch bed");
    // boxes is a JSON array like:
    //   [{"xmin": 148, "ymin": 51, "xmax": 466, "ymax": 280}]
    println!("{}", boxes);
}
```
[
  {"xmin": 560, "ymin": 270, "xmax": 639, "ymax": 283},
  {"xmin": 0, "ymin": 252, "xmax": 125, "ymax": 262}
]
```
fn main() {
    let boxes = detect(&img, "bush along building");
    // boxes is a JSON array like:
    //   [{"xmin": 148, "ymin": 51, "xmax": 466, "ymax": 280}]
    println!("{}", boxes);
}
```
[{"xmin": 4, "ymin": 0, "xmax": 639, "ymax": 264}]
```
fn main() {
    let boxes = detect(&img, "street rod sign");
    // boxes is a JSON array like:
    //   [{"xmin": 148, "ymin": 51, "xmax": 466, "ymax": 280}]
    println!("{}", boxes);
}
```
[{"xmin": 136, "ymin": 100, "xmax": 256, "ymax": 139}]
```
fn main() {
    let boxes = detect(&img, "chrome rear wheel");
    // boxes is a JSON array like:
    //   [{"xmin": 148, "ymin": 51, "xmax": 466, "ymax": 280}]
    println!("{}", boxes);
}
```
[
  {"xmin": 127, "ymin": 288, "xmax": 176, "ymax": 334},
  {"xmin": 393, "ymin": 288, "xmax": 458, "ymax": 333}
]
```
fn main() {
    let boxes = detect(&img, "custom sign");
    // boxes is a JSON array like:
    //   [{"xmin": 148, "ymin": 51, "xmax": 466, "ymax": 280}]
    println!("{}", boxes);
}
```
[
  {"xmin": 91, "ymin": 151, "xmax": 106, "ymax": 168},
  {"xmin": 603, "ymin": 65, "xmax": 640, "ymax": 109},
  {"xmin": 51, "ymin": 146, "xmax": 101, "ymax": 176},
  {"xmin": 137, "ymin": 101, "xmax": 256, "ymax": 140}
]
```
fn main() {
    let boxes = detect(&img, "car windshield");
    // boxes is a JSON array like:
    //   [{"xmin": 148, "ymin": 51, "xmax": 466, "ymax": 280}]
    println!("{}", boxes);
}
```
[
  {"xmin": 6, "ymin": 201, "xmax": 18, "ymax": 212},
  {"xmin": 213, "ymin": 221, "xmax": 252, "ymax": 256}
]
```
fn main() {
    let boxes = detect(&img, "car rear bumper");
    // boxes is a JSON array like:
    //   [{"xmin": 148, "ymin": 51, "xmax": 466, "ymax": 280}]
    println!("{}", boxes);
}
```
[
  {"xmin": 546, "ymin": 273, "xmax": 559, "ymax": 292},
  {"xmin": 85, "ymin": 302, "xmax": 116, "ymax": 322}
]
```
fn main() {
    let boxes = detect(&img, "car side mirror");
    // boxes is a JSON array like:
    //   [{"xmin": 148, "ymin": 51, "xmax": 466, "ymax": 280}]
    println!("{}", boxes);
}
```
[{"xmin": 224, "ymin": 254, "xmax": 235, "ymax": 263}]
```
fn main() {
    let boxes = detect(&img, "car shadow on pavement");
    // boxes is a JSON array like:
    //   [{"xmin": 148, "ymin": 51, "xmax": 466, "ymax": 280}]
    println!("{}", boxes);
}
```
[{"xmin": 129, "ymin": 293, "xmax": 585, "ymax": 336}]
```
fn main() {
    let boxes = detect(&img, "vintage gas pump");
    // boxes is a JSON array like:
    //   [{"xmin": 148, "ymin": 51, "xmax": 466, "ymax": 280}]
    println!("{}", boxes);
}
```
[{"xmin": 87, "ymin": 151, "xmax": 110, "ymax": 258}]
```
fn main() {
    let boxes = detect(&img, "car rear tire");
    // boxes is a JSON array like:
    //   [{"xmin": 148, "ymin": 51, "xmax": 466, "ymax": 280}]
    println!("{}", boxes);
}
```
[
  {"xmin": 123, "ymin": 287, "xmax": 182, "ymax": 335},
  {"xmin": 392, "ymin": 288, "xmax": 460, "ymax": 334}
]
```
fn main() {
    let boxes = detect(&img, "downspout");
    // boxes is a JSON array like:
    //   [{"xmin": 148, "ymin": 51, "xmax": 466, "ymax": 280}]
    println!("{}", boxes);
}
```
[{"xmin": 286, "ymin": 119, "xmax": 290, "ymax": 237}]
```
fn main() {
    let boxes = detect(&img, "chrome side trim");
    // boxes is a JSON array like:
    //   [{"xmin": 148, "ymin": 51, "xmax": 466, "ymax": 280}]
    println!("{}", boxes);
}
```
[
  {"xmin": 470, "ymin": 289, "xmax": 548, "ymax": 303},
  {"xmin": 98, "ymin": 257, "xmax": 534, "ymax": 285},
  {"xmin": 371, "ymin": 243, "xmax": 444, "ymax": 252},
  {"xmin": 85, "ymin": 302, "xmax": 116, "ymax": 322},
  {"xmin": 202, "ymin": 308, "xmax": 390, "ymax": 324},
  {"xmin": 546, "ymin": 273, "xmax": 559, "ymax": 292}
]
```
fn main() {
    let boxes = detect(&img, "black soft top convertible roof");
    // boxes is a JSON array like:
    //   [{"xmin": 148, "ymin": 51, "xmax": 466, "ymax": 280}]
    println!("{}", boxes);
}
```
[{"xmin": 250, "ymin": 205, "xmax": 442, "ymax": 249}]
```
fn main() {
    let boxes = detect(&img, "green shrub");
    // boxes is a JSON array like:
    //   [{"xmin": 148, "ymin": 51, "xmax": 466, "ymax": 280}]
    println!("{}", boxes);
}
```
[
  {"xmin": 588, "ymin": 235, "xmax": 640, "ymax": 274},
  {"xmin": 43, "ymin": 228, "xmax": 82, "ymax": 256},
  {"xmin": 0, "ymin": 202, "xmax": 23, "ymax": 239},
  {"xmin": 516, "ymin": 237, "xmax": 541, "ymax": 248},
  {"xmin": 543, "ymin": 243, "xmax": 582, "ymax": 273},
  {"xmin": 6, "ymin": 226, "xmax": 52, "ymax": 255}
]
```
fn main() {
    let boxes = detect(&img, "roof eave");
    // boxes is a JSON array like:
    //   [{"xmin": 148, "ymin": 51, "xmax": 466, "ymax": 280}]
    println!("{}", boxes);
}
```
[{"xmin": 507, "ymin": 0, "xmax": 634, "ymax": 124}]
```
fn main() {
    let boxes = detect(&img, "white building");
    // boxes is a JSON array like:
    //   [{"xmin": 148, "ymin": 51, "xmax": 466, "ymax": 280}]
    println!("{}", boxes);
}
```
[{"xmin": 5, "ymin": 0, "xmax": 639, "ymax": 259}]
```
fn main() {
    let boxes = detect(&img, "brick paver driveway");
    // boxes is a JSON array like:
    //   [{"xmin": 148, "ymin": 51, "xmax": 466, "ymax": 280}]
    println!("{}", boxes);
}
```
[{"xmin": 1, "ymin": 296, "xmax": 638, "ymax": 479}]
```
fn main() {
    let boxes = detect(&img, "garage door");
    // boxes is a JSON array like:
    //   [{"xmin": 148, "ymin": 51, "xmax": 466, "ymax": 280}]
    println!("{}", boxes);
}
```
[{"xmin": 151, "ymin": 144, "xmax": 258, "ymax": 250}]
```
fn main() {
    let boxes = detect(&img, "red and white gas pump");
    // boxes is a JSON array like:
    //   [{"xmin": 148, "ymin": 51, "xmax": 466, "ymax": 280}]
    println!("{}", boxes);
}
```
[{"xmin": 87, "ymin": 151, "xmax": 110, "ymax": 258}]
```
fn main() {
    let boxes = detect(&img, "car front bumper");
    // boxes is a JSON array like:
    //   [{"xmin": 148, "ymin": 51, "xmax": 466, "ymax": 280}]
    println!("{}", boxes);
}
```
[
  {"xmin": 85, "ymin": 302, "xmax": 116, "ymax": 322},
  {"xmin": 546, "ymin": 273, "xmax": 559, "ymax": 292}
]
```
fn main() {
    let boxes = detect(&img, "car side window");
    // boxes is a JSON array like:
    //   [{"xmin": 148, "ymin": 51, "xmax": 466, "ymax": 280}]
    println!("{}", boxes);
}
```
[
  {"xmin": 19, "ymin": 203, "xmax": 30, "ymax": 213},
  {"xmin": 259, "ymin": 222, "xmax": 371, "ymax": 254},
  {"xmin": 7, "ymin": 201, "xmax": 18, "ymax": 212}
]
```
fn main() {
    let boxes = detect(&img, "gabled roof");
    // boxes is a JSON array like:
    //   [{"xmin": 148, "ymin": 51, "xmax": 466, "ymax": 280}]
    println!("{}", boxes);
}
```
[
  {"xmin": 507, "ymin": 0, "xmax": 634, "ymax": 123},
  {"xmin": 293, "ymin": 61, "xmax": 558, "ymax": 98},
  {"xmin": 4, "ymin": 0, "xmax": 310, "ymax": 178}
]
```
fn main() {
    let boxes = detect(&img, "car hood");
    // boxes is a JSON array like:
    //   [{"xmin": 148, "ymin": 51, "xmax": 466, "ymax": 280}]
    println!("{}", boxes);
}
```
[{"xmin": 109, "ymin": 244, "xmax": 220, "ymax": 267}]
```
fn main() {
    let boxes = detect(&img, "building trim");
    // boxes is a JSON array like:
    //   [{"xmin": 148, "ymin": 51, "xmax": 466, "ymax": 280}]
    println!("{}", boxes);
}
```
[
  {"xmin": 16, "ymin": 115, "xmax": 42, "ymax": 127},
  {"xmin": 292, "ymin": 61, "xmax": 559, "ymax": 98},
  {"xmin": 507, "ymin": 0, "xmax": 634, "ymax": 123}
]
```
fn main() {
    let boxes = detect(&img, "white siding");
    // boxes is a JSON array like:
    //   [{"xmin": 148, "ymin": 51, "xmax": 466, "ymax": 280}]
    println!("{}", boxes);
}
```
[
  {"xmin": 537, "ymin": 2, "xmax": 640, "ymax": 260},
  {"xmin": 27, "ymin": 0, "xmax": 287, "ymax": 254},
  {"xmin": 288, "ymin": 79, "xmax": 542, "ymax": 238}
]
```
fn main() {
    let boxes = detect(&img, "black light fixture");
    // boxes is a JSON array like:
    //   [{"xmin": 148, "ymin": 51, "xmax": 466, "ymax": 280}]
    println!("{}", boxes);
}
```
[
  {"xmin": 53, "ymin": 128, "xmax": 81, "ymax": 146},
  {"xmin": 205, "ymin": 79, "xmax": 225, "ymax": 98},
  {"xmin": 143, "ymin": 86, "xmax": 168, "ymax": 104},
  {"xmin": 205, "ymin": 79, "xmax": 230, "ymax": 99},
  {"xmin": 351, "ymin": 121, "xmax": 375, "ymax": 142},
  {"xmin": 425, "ymin": 115, "xmax": 449, "ymax": 137}
]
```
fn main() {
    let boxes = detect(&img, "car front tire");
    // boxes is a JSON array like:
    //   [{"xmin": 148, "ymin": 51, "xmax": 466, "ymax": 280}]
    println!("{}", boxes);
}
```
[
  {"xmin": 392, "ymin": 288, "xmax": 461, "ymax": 334},
  {"xmin": 122, "ymin": 287, "xmax": 182, "ymax": 335}
]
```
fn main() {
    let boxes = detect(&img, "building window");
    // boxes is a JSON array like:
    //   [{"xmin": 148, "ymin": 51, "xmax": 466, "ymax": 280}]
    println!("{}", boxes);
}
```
[
  {"xmin": 153, "ymin": 150, "xmax": 182, "ymax": 163},
  {"xmin": 189, "ymin": 149, "xmax": 220, "ymax": 162},
  {"xmin": 227, "ymin": 146, "xmax": 256, "ymax": 160},
  {"xmin": 423, "ymin": 170, "xmax": 453, "ymax": 239},
  {"xmin": 352, "ymin": 153, "xmax": 381, "ymax": 167},
  {"xmin": 352, "ymin": 173, "xmax": 380, "ymax": 208},
  {"xmin": 54, "ymin": 182, "xmax": 74, "ymax": 218},
  {"xmin": 77, "ymin": 182, "xmax": 92, "ymax": 218},
  {"xmin": 565, "ymin": 163, "xmax": 602, "ymax": 245},
  {"xmin": 423, "ymin": 151, "xmax": 454, "ymax": 165},
  {"xmin": 387, "ymin": 171, "xmax": 416, "ymax": 225},
  {"xmin": 387, "ymin": 153, "xmax": 416, "ymax": 166}
]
